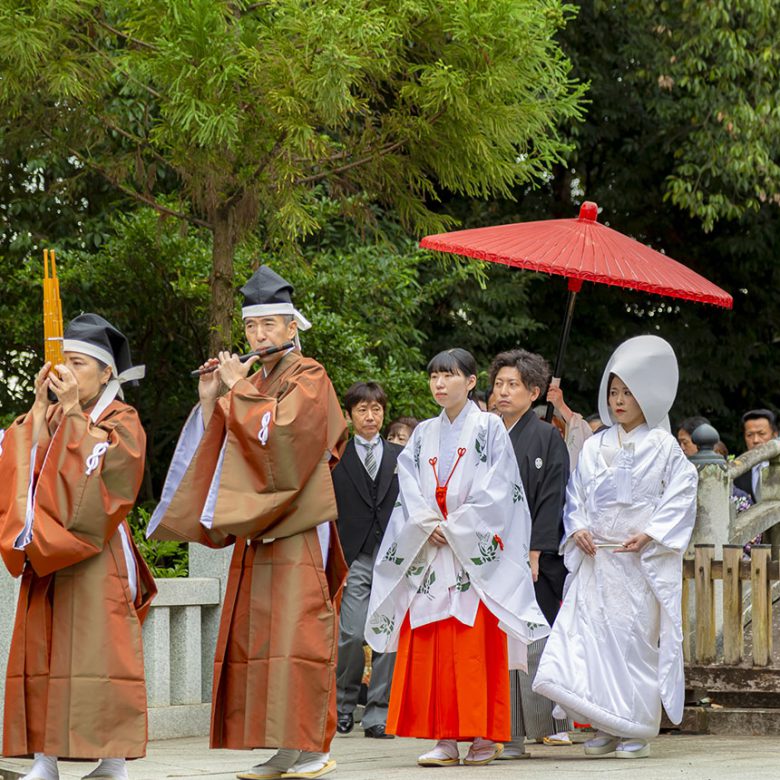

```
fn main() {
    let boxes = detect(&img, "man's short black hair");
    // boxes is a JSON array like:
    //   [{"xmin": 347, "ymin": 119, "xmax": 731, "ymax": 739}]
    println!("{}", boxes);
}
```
[
  {"xmin": 343, "ymin": 382, "xmax": 388, "ymax": 414},
  {"xmin": 678, "ymin": 415, "xmax": 710, "ymax": 435},
  {"xmin": 741, "ymin": 408, "xmax": 778, "ymax": 432},
  {"xmin": 488, "ymin": 349, "xmax": 551, "ymax": 395}
]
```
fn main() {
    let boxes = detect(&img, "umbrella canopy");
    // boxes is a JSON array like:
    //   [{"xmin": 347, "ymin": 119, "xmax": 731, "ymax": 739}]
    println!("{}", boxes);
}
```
[
  {"xmin": 420, "ymin": 201, "xmax": 732, "ymax": 421},
  {"xmin": 420, "ymin": 201, "xmax": 733, "ymax": 308}
]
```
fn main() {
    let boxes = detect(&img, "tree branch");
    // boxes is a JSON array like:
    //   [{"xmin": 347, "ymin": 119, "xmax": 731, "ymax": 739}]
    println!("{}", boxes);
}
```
[
  {"xmin": 294, "ymin": 111, "xmax": 444, "ymax": 185},
  {"xmin": 98, "ymin": 115, "xmax": 171, "ymax": 170},
  {"xmin": 113, "ymin": 181, "xmax": 212, "ymax": 229},
  {"xmin": 92, "ymin": 16, "xmax": 158, "ymax": 51},
  {"xmin": 41, "ymin": 129, "xmax": 212, "ymax": 229},
  {"xmin": 295, "ymin": 139, "xmax": 408, "ymax": 185},
  {"xmin": 85, "ymin": 38, "xmax": 162, "ymax": 100}
]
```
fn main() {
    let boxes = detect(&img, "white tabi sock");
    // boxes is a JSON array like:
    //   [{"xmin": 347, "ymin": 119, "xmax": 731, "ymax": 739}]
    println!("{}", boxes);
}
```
[
  {"xmin": 287, "ymin": 752, "xmax": 330, "ymax": 774},
  {"xmin": 248, "ymin": 748, "xmax": 301, "ymax": 774},
  {"xmin": 618, "ymin": 738, "xmax": 648, "ymax": 752},
  {"xmin": 498, "ymin": 736, "xmax": 528, "ymax": 758},
  {"xmin": 23, "ymin": 753, "xmax": 59, "ymax": 780},
  {"xmin": 82, "ymin": 758, "xmax": 128, "ymax": 779}
]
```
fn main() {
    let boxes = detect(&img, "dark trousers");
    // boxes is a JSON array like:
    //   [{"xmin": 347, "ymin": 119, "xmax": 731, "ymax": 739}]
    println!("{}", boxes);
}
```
[{"xmin": 336, "ymin": 550, "xmax": 396, "ymax": 729}]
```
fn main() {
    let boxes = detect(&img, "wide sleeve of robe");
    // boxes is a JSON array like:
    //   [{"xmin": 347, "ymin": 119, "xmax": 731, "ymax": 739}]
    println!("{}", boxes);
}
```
[
  {"xmin": 150, "ymin": 358, "xmax": 347, "ymax": 545},
  {"xmin": 0, "ymin": 404, "xmax": 146, "ymax": 578},
  {"xmin": 211, "ymin": 363, "xmax": 346, "ymax": 539},
  {"xmin": 639, "ymin": 437, "xmax": 698, "ymax": 723}
]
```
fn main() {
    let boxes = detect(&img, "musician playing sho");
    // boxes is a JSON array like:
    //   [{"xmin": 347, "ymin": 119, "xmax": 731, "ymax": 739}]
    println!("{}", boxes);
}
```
[
  {"xmin": 0, "ymin": 314, "xmax": 155, "ymax": 780},
  {"xmin": 149, "ymin": 266, "xmax": 348, "ymax": 780}
]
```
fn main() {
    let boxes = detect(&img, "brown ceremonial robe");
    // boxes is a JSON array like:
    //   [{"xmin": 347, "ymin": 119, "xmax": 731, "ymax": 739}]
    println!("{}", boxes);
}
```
[
  {"xmin": 152, "ymin": 351, "xmax": 349, "ymax": 753},
  {"xmin": 0, "ymin": 401, "xmax": 156, "ymax": 760}
]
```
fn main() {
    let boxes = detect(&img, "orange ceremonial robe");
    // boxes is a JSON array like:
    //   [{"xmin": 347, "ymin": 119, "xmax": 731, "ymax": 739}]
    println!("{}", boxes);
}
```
[
  {"xmin": 152, "ymin": 351, "xmax": 348, "ymax": 753},
  {"xmin": 0, "ymin": 401, "xmax": 156, "ymax": 760}
]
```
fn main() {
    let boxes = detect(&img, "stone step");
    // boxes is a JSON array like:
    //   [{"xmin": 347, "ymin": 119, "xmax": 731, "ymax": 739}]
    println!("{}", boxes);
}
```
[{"xmin": 678, "ymin": 706, "xmax": 780, "ymax": 736}]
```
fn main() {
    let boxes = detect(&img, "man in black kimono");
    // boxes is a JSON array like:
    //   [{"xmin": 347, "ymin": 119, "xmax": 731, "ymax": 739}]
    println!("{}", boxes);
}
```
[
  {"xmin": 332, "ymin": 382, "xmax": 402, "ymax": 739},
  {"xmin": 489, "ymin": 349, "xmax": 570, "ymax": 758}
]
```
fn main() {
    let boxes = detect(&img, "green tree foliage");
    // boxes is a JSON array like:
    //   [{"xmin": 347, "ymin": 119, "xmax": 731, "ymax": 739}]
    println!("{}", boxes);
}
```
[
  {"xmin": 427, "ymin": 0, "xmax": 780, "ymax": 450},
  {"xmin": 625, "ymin": 0, "xmax": 780, "ymax": 230},
  {"xmin": 0, "ymin": 0, "xmax": 585, "ymax": 351},
  {"xmin": 0, "ymin": 206, "xmax": 477, "ymax": 480}
]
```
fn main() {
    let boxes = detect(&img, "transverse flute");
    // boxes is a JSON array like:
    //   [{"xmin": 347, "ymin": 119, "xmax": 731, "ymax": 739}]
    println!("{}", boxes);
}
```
[{"xmin": 190, "ymin": 341, "xmax": 295, "ymax": 377}]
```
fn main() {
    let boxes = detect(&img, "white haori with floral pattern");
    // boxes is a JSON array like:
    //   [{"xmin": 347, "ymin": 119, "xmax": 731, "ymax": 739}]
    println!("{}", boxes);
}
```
[{"xmin": 365, "ymin": 402, "xmax": 549, "ymax": 671}]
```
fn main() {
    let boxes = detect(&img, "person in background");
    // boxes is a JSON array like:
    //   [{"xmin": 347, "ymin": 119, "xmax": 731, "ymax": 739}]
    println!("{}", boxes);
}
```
[
  {"xmin": 333, "ymin": 382, "xmax": 402, "ymax": 740},
  {"xmin": 489, "ymin": 350, "xmax": 570, "ymax": 759},
  {"xmin": 734, "ymin": 409, "xmax": 779, "ymax": 502},
  {"xmin": 676, "ymin": 416, "xmax": 710, "ymax": 457},
  {"xmin": 386, "ymin": 416, "xmax": 418, "ymax": 447},
  {"xmin": 546, "ymin": 383, "xmax": 595, "ymax": 472}
]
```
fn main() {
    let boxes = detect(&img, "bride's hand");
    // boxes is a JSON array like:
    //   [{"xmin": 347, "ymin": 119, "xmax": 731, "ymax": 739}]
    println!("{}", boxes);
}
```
[
  {"xmin": 614, "ymin": 532, "xmax": 652, "ymax": 553},
  {"xmin": 572, "ymin": 529, "xmax": 596, "ymax": 557}
]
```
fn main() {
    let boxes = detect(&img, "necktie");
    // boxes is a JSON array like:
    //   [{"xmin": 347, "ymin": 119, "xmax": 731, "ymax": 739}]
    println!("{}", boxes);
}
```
[{"xmin": 360, "ymin": 440, "xmax": 378, "ymax": 479}]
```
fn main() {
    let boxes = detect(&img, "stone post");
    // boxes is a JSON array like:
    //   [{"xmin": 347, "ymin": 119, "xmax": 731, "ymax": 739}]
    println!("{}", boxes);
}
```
[
  {"xmin": 688, "ymin": 424, "xmax": 729, "ymax": 658},
  {"xmin": 0, "ymin": 569, "xmax": 19, "ymax": 740},
  {"xmin": 689, "ymin": 424, "xmax": 730, "ymax": 555},
  {"xmin": 188, "ymin": 544, "xmax": 232, "ymax": 700}
]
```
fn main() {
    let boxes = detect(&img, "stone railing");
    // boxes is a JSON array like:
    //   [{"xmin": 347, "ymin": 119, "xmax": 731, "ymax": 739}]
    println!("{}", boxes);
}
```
[
  {"xmin": 686, "ymin": 426, "xmax": 780, "ymax": 670},
  {"xmin": 143, "ymin": 576, "xmax": 221, "ymax": 739},
  {"xmin": 0, "ymin": 545, "xmax": 232, "ymax": 741},
  {"xmin": 728, "ymin": 438, "xmax": 780, "ymax": 555},
  {"xmin": 144, "ymin": 544, "xmax": 232, "ymax": 739},
  {"xmin": 688, "ymin": 426, "xmax": 780, "ymax": 556}
]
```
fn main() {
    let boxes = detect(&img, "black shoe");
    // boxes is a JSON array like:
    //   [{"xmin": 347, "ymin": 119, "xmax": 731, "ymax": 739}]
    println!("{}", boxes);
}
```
[
  {"xmin": 337, "ymin": 712, "xmax": 354, "ymax": 734},
  {"xmin": 364, "ymin": 724, "xmax": 395, "ymax": 739}
]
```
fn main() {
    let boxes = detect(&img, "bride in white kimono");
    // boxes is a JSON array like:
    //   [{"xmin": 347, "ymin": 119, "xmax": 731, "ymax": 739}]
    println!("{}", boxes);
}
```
[
  {"xmin": 533, "ymin": 335, "xmax": 698, "ymax": 759},
  {"xmin": 366, "ymin": 348, "xmax": 548, "ymax": 767}
]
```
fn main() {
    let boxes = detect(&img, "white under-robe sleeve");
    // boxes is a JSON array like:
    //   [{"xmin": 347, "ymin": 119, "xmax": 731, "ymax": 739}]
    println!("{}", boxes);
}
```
[
  {"xmin": 147, "ymin": 406, "xmax": 205, "ymax": 537},
  {"xmin": 562, "ymin": 454, "xmax": 590, "ymax": 543}
]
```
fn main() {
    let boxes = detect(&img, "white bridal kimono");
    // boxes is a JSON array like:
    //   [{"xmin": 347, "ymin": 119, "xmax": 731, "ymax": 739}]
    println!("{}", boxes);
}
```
[
  {"xmin": 365, "ymin": 402, "xmax": 549, "ymax": 670},
  {"xmin": 533, "ymin": 335, "xmax": 698, "ymax": 739}
]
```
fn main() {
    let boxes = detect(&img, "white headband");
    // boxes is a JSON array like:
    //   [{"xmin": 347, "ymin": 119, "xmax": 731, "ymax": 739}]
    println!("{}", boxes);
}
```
[
  {"xmin": 62, "ymin": 338, "xmax": 145, "ymax": 421},
  {"xmin": 241, "ymin": 303, "xmax": 312, "ymax": 331},
  {"xmin": 63, "ymin": 339, "xmax": 117, "ymax": 375}
]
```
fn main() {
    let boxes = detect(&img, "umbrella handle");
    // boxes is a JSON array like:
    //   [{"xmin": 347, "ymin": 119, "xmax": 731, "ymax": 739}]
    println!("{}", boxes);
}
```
[{"xmin": 545, "ymin": 280, "xmax": 581, "ymax": 423}]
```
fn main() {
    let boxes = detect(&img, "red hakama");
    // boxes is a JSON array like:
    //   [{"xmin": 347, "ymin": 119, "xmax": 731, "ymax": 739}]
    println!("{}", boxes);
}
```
[{"xmin": 386, "ymin": 602, "xmax": 510, "ymax": 741}]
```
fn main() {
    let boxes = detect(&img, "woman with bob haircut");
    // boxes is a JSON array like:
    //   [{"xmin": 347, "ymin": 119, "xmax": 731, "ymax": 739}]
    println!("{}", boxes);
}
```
[
  {"xmin": 366, "ymin": 348, "xmax": 548, "ymax": 768},
  {"xmin": 533, "ymin": 335, "xmax": 698, "ymax": 759}
]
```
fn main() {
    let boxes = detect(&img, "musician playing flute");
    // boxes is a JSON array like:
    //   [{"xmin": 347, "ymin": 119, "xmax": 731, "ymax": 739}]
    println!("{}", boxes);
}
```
[
  {"xmin": 149, "ymin": 266, "xmax": 348, "ymax": 780},
  {"xmin": 0, "ymin": 314, "xmax": 155, "ymax": 780}
]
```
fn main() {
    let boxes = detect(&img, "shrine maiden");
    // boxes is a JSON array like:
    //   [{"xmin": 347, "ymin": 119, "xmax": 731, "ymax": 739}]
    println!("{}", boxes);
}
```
[{"xmin": 366, "ymin": 348, "xmax": 548, "ymax": 768}]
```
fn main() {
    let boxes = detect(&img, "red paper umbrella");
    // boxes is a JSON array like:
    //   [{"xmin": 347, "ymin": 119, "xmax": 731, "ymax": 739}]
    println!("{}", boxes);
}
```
[{"xmin": 420, "ymin": 201, "xmax": 733, "ymax": 418}]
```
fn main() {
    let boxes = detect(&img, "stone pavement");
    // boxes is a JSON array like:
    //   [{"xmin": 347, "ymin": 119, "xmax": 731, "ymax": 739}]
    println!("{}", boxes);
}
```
[{"xmin": 1, "ymin": 733, "xmax": 779, "ymax": 780}]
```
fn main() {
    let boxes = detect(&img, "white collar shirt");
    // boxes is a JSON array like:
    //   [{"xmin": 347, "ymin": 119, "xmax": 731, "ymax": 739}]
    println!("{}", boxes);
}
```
[{"xmin": 355, "ymin": 434, "xmax": 384, "ymax": 475}]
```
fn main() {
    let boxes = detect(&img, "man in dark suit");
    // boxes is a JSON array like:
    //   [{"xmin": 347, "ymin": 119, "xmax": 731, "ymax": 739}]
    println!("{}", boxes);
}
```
[
  {"xmin": 333, "ymin": 382, "xmax": 402, "ymax": 739},
  {"xmin": 489, "ymin": 349, "xmax": 570, "ymax": 758},
  {"xmin": 734, "ymin": 409, "xmax": 779, "ymax": 502}
]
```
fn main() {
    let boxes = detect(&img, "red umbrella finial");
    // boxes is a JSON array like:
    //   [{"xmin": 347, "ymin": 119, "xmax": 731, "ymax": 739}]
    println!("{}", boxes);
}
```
[{"xmin": 578, "ymin": 201, "xmax": 598, "ymax": 222}]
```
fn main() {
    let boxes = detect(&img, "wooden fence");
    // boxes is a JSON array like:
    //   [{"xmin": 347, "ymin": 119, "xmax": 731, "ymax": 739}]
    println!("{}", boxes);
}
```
[{"xmin": 682, "ymin": 544, "xmax": 779, "ymax": 667}]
